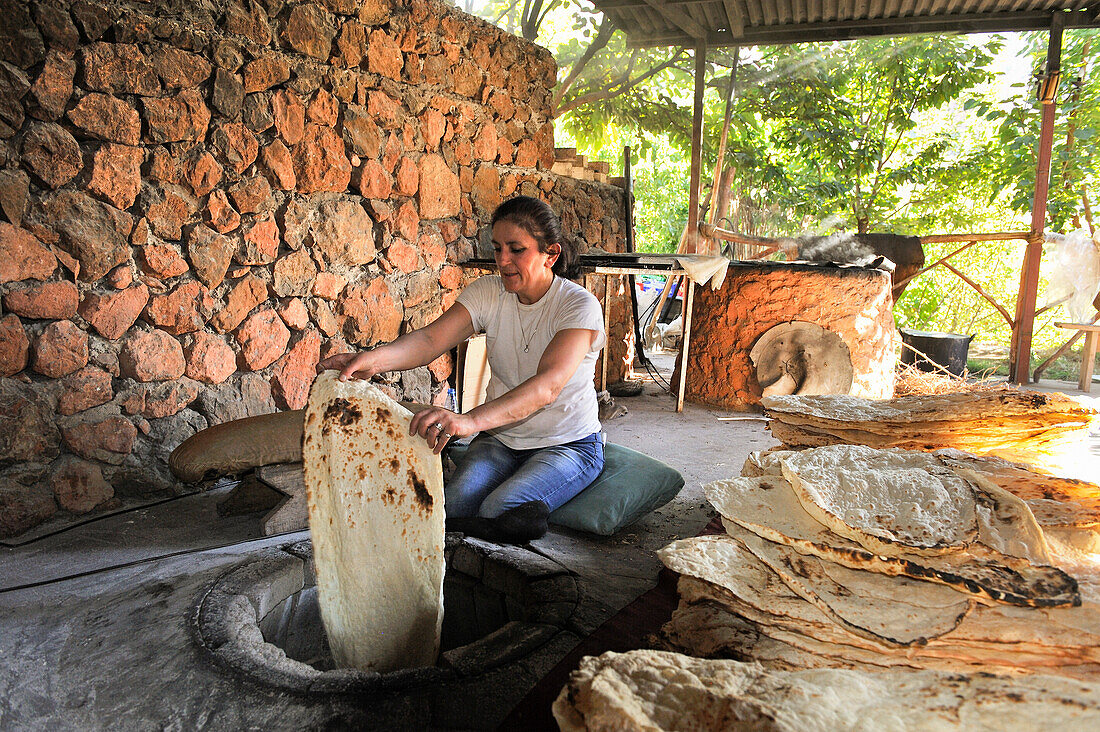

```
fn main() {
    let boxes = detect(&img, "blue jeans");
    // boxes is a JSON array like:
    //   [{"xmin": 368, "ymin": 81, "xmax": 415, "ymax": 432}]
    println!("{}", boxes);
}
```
[{"xmin": 445, "ymin": 433, "xmax": 605, "ymax": 518}]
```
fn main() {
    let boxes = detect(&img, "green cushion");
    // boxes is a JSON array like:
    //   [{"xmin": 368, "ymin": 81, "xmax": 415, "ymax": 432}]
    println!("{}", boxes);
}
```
[{"xmin": 445, "ymin": 442, "xmax": 685, "ymax": 536}]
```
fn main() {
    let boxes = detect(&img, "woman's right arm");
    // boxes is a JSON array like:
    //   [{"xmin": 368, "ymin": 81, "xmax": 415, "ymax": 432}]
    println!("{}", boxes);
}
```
[{"xmin": 318, "ymin": 302, "xmax": 476, "ymax": 382}]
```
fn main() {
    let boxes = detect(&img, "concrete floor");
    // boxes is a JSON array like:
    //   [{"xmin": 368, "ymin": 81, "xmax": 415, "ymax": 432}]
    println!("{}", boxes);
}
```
[{"xmin": 2, "ymin": 361, "xmax": 1097, "ymax": 731}]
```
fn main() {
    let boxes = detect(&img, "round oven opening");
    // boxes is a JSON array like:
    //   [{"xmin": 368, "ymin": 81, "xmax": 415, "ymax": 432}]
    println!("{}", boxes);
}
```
[{"xmin": 192, "ymin": 534, "xmax": 577, "ymax": 695}]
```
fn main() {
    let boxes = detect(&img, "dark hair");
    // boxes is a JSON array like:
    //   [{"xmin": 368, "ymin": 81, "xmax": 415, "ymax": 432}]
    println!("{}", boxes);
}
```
[{"xmin": 490, "ymin": 196, "xmax": 578, "ymax": 278}]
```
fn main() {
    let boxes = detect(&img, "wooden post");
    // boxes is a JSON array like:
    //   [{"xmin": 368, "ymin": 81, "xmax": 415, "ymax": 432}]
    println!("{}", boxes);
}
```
[
  {"xmin": 1011, "ymin": 13, "xmax": 1064, "ymax": 383},
  {"xmin": 704, "ymin": 47, "xmax": 739, "ymax": 255},
  {"xmin": 686, "ymin": 40, "xmax": 707, "ymax": 254}
]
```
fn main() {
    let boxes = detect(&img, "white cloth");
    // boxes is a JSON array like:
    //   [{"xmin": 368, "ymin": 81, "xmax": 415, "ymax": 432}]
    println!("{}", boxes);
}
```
[
  {"xmin": 675, "ymin": 254, "xmax": 729, "ymax": 289},
  {"xmin": 456, "ymin": 275, "xmax": 605, "ymax": 449}
]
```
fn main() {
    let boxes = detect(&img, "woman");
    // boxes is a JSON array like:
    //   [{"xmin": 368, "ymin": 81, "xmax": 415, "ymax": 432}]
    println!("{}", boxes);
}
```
[{"xmin": 317, "ymin": 196, "xmax": 606, "ymax": 542}]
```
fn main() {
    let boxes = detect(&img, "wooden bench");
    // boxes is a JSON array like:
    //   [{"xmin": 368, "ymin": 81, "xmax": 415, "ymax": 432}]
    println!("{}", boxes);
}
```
[{"xmin": 1054, "ymin": 322, "xmax": 1100, "ymax": 392}]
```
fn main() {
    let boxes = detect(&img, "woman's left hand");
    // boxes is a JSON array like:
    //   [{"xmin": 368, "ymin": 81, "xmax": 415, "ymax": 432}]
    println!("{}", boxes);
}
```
[{"xmin": 409, "ymin": 407, "xmax": 477, "ymax": 455}]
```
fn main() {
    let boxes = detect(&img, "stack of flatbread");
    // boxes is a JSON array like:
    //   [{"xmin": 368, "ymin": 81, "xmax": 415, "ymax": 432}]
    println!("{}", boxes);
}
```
[
  {"xmin": 762, "ymin": 391, "xmax": 1097, "ymax": 472},
  {"xmin": 657, "ymin": 444, "xmax": 1100, "ymax": 680},
  {"xmin": 553, "ymin": 649, "xmax": 1100, "ymax": 731}
]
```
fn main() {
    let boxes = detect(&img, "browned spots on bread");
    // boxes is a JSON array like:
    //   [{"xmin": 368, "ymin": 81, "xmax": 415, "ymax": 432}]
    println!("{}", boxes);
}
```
[
  {"xmin": 323, "ymin": 398, "xmax": 361, "ymax": 432},
  {"xmin": 408, "ymin": 468, "xmax": 433, "ymax": 511}
]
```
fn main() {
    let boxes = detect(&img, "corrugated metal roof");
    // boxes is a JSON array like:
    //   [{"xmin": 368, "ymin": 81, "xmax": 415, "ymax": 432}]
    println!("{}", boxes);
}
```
[{"xmin": 589, "ymin": 1, "xmax": 1100, "ymax": 47}]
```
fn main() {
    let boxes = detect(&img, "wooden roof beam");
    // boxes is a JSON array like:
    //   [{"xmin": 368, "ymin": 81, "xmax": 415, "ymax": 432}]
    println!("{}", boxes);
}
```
[{"xmin": 638, "ymin": 0, "xmax": 710, "ymax": 40}]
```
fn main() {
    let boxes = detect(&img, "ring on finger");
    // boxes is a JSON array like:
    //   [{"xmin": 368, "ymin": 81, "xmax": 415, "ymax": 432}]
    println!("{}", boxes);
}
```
[{"xmin": 433, "ymin": 422, "xmax": 445, "ymax": 432}]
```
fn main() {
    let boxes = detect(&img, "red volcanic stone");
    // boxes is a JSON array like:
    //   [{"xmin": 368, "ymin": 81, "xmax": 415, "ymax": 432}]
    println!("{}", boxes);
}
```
[
  {"xmin": 144, "ymin": 187, "xmax": 191, "ymax": 241},
  {"xmin": 4, "ymin": 280, "xmax": 78, "ymax": 319},
  {"xmin": 496, "ymin": 138, "xmax": 514, "ymax": 165},
  {"xmin": 106, "ymin": 265, "xmax": 132, "ymax": 289},
  {"xmin": 223, "ymin": 0, "xmax": 272, "ymax": 46},
  {"xmin": 367, "ymin": 90, "xmax": 401, "ymax": 129},
  {"xmin": 235, "ymin": 308, "xmax": 289, "ymax": 370},
  {"xmin": 473, "ymin": 123, "xmax": 497, "ymax": 162},
  {"xmin": 62, "ymin": 417, "xmax": 137, "ymax": 464},
  {"xmin": 311, "ymin": 199, "xmax": 376, "ymax": 267},
  {"xmin": 120, "ymin": 328, "xmax": 185, "ymax": 381},
  {"xmin": 282, "ymin": 3, "xmax": 335, "ymax": 61},
  {"xmin": 307, "ymin": 88, "xmax": 338, "ymax": 126},
  {"xmin": 185, "ymin": 331, "xmax": 236, "ymax": 384},
  {"xmin": 0, "ymin": 223, "xmax": 56, "ymax": 282},
  {"xmin": 0, "ymin": 170, "xmax": 29, "ymax": 228},
  {"xmin": 39, "ymin": 191, "xmax": 133, "ymax": 282},
  {"xmin": 237, "ymin": 213, "xmax": 279, "ymax": 265},
  {"xmin": 428, "ymin": 350, "xmax": 452, "ymax": 382},
  {"xmin": 367, "ymin": 29, "xmax": 403, "ymax": 81},
  {"xmin": 342, "ymin": 105, "xmax": 381, "ymax": 157},
  {"xmin": 34, "ymin": 1, "xmax": 79, "ymax": 52},
  {"xmin": 88, "ymin": 143, "xmax": 143, "ymax": 210},
  {"xmin": 277, "ymin": 297, "xmax": 309, "ymax": 330},
  {"xmin": 514, "ymin": 139, "xmax": 539, "ymax": 168},
  {"xmin": 336, "ymin": 21, "xmax": 366, "ymax": 67},
  {"xmin": 151, "ymin": 46, "xmax": 212, "ymax": 90},
  {"xmin": 59, "ymin": 366, "xmax": 113, "ymax": 415},
  {"xmin": 32, "ymin": 320, "xmax": 88, "ymax": 377},
  {"xmin": 293, "ymin": 125, "xmax": 351, "ymax": 194},
  {"xmin": 272, "ymin": 249, "xmax": 317, "ymax": 297},
  {"xmin": 419, "ymin": 230, "xmax": 446, "ymax": 268},
  {"xmin": 79, "ymin": 284, "xmax": 149, "ymax": 340},
  {"xmin": 186, "ymin": 224, "xmax": 234, "ymax": 289},
  {"xmin": 228, "ymin": 175, "xmax": 271, "ymax": 215},
  {"xmin": 387, "ymin": 239, "xmax": 420, "ymax": 273},
  {"xmin": 403, "ymin": 270, "xmax": 435, "ymax": 307},
  {"xmin": 211, "ymin": 121, "xmax": 259, "ymax": 175},
  {"xmin": 438, "ymin": 219, "xmax": 461, "ymax": 244},
  {"xmin": 142, "ymin": 378, "xmax": 201, "ymax": 418},
  {"xmin": 212, "ymin": 68, "xmax": 244, "ymax": 118},
  {"xmin": 142, "ymin": 89, "xmax": 210, "ymax": 144},
  {"xmin": 147, "ymin": 147, "xmax": 179, "ymax": 184},
  {"xmin": 418, "ymin": 154, "xmax": 460, "ymax": 219},
  {"xmin": 393, "ymin": 201, "xmax": 419, "ymax": 241},
  {"xmin": 183, "ymin": 152, "xmax": 223, "ymax": 197},
  {"xmin": 0, "ymin": 314, "xmax": 29, "ymax": 376},
  {"xmin": 51, "ymin": 456, "xmax": 113, "ymax": 513},
  {"xmin": 242, "ymin": 54, "xmax": 289, "ymax": 93},
  {"xmin": 353, "ymin": 159, "xmax": 392, "ymax": 199},
  {"xmin": 472, "ymin": 165, "xmax": 501, "ymax": 215},
  {"xmin": 139, "ymin": 244, "xmax": 189, "ymax": 278},
  {"xmin": 420, "ymin": 108, "xmax": 445, "ymax": 151},
  {"xmin": 308, "ymin": 299, "xmax": 340, "ymax": 337},
  {"xmin": 204, "ymin": 190, "xmax": 241, "ymax": 234},
  {"xmin": 260, "ymin": 140, "xmax": 296, "ymax": 190},
  {"xmin": 312, "ymin": 271, "xmax": 346, "ymax": 300},
  {"xmin": 339, "ymin": 278, "xmax": 401, "ymax": 345},
  {"xmin": 80, "ymin": 43, "xmax": 160, "ymax": 96},
  {"xmin": 271, "ymin": 329, "xmax": 322, "ymax": 409},
  {"xmin": 439, "ymin": 264, "xmax": 463, "ymax": 290},
  {"xmin": 21, "ymin": 122, "xmax": 82, "ymax": 189},
  {"xmin": 212, "ymin": 274, "xmax": 267, "ymax": 332},
  {"xmin": 67, "ymin": 92, "xmax": 140, "ymax": 145},
  {"xmin": 395, "ymin": 157, "xmax": 418, "ymax": 196},
  {"xmin": 144, "ymin": 280, "xmax": 213, "ymax": 335},
  {"xmin": 29, "ymin": 49, "xmax": 75, "ymax": 121},
  {"xmin": 359, "ymin": 0, "xmax": 392, "ymax": 24}
]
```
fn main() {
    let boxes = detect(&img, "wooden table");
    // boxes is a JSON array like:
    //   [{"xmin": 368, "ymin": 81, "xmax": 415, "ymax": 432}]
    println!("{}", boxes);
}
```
[{"xmin": 1054, "ymin": 321, "xmax": 1100, "ymax": 392}]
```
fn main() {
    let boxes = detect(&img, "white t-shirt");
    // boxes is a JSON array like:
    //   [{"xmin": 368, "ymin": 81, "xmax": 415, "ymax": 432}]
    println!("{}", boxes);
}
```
[{"xmin": 456, "ymin": 275, "xmax": 605, "ymax": 449}]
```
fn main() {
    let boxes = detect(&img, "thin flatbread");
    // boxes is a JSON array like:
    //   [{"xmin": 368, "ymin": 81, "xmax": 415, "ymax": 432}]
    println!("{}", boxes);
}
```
[
  {"xmin": 554, "ymin": 649, "xmax": 1100, "ymax": 732},
  {"xmin": 302, "ymin": 372, "xmax": 445, "ymax": 672},
  {"xmin": 779, "ymin": 444, "xmax": 979, "ymax": 556},
  {"xmin": 704, "ymin": 476, "xmax": 1080, "ymax": 607}
]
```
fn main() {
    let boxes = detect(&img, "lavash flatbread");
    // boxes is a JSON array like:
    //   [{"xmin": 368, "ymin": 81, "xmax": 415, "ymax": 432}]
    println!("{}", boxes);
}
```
[
  {"xmin": 659, "ymin": 534, "xmax": 971, "ymax": 647},
  {"xmin": 554, "ymin": 649, "xmax": 1100, "ymax": 732},
  {"xmin": 302, "ymin": 372, "xmax": 445, "ymax": 672},
  {"xmin": 704, "ymin": 476, "xmax": 1079, "ymax": 607},
  {"xmin": 779, "ymin": 444, "xmax": 979, "ymax": 556}
]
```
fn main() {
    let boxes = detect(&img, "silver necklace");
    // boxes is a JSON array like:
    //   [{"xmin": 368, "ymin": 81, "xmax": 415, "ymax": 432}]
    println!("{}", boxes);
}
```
[{"xmin": 517, "ymin": 289, "xmax": 551, "ymax": 354}]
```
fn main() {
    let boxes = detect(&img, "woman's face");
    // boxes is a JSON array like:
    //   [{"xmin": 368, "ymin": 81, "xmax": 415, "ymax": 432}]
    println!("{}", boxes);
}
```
[{"xmin": 492, "ymin": 220, "xmax": 558, "ymax": 303}]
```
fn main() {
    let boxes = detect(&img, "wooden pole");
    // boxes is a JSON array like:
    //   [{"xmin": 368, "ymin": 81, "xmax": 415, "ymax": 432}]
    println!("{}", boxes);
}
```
[
  {"xmin": 686, "ymin": 40, "xmax": 707, "ymax": 254},
  {"xmin": 703, "ymin": 47, "xmax": 739, "ymax": 255},
  {"xmin": 1011, "ymin": 12, "xmax": 1064, "ymax": 384}
]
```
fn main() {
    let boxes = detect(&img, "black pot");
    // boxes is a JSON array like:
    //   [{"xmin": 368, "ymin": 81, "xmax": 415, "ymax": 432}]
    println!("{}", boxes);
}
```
[{"xmin": 899, "ymin": 328, "xmax": 974, "ymax": 377}]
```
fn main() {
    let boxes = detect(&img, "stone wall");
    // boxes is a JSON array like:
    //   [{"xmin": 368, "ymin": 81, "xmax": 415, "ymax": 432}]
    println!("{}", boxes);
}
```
[
  {"xmin": 681, "ymin": 263, "xmax": 897, "ymax": 411},
  {"xmin": 0, "ymin": 0, "xmax": 628, "ymax": 538}
]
